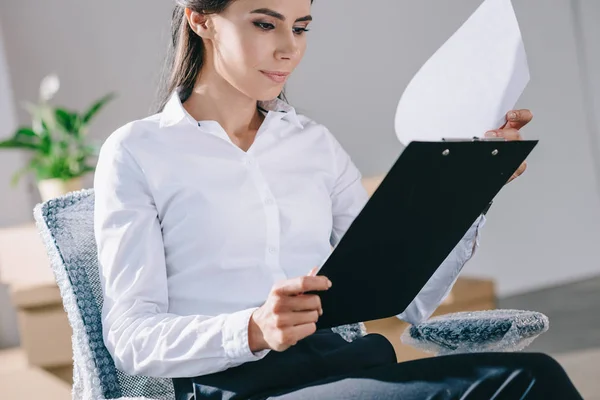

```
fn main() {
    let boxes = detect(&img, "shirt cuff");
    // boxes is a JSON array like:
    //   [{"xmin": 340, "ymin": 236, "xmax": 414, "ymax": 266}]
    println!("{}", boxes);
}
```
[
  {"xmin": 473, "ymin": 213, "xmax": 487, "ymax": 253},
  {"xmin": 222, "ymin": 307, "xmax": 271, "ymax": 364},
  {"xmin": 395, "ymin": 214, "xmax": 487, "ymax": 325}
]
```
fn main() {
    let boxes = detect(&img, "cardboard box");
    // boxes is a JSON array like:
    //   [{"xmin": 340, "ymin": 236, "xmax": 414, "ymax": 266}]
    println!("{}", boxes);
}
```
[
  {"xmin": 46, "ymin": 364, "xmax": 74, "ymax": 386},
  {"xmin": 0, "ymin": 368, "xmax": 71, "ymax": 400},
  {"xmin": 361, "ymin": 175, "xmax": 385, "ymax": 197},
  {"xmin": 0, "ymin": 224, "xmax": 73, "ymax": 383},
  {"xmin": 10, "ymin": 283, "xmax": 73, "ymax": 383},
  {"xmin": 0, "ymin": 347, "xmax": 71, "ymax": 400},
  {"xmin": 0, "ymin": 222, "xmax": 68, "ymax": 369},
  {"xmin": 0, "ymin": 349, "xmax": 71, "ymax": 400},
  {"xmin": 0, "ymin": 223, "xmax": 54, "ymax": 290},
  {"xmin": 0, "ymin": 347, "xmax": 28, "ymax": 374}
]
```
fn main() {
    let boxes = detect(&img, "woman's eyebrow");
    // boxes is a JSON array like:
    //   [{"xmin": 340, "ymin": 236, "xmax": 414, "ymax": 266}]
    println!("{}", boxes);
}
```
[{"xmin": 250, "ymin": 8, "xmax": 313, "ymax": 22}]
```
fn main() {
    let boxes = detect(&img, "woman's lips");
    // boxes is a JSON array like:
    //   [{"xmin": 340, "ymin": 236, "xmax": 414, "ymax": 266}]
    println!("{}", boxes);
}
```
[{"xmin": 260, "ymin": 70, "xmax": 290, "ymax": 83}]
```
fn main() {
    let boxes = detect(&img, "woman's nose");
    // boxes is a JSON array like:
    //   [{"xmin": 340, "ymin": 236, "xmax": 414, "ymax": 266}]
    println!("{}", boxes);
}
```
[{"xmin": 275, "ymin": 33, "xmax": 300, "ymax": 60}]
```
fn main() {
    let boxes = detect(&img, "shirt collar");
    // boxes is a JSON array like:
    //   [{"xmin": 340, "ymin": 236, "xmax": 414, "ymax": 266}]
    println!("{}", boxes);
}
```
[{"xmin": 159, "ymin": 89, "xmax": 303, "ymax": 130}]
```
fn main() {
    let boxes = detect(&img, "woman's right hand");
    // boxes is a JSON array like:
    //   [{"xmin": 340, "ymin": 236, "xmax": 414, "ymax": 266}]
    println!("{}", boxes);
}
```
[{"xmin": 248, "ymin": 269, "xmax": 332, "ymax": 352}]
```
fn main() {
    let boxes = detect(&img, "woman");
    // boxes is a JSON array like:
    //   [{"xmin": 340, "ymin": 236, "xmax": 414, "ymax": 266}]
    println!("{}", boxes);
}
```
[{"xmin": 93, "ymin": 0, "xmax": 582, "ymax": 398}]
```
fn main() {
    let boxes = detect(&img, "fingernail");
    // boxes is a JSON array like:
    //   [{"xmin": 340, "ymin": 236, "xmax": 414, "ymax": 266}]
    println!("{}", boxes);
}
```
[
  {"xmin": 327, "ymin": 279, "xmax": 332, "ymax": 288},
  {"xmin": 485, "ymin": 131, "xmax": 497, "ymax": 138},
  {"xmin": 319, "ymin": 308, "xmax": 323, "ymax": 316},
  {"xmin": 508, "ymin": 112, "xmax": 517, "ymax": 121}
]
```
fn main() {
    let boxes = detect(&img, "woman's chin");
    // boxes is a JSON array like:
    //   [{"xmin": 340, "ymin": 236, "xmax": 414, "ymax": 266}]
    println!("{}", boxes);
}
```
[
  {"xmin": 254, "ymin": 84, "xmax": 284, "ymax": 101},
  {"xmin": 256, "ymin": 88, "xmax": 284, "ymax": 102}
]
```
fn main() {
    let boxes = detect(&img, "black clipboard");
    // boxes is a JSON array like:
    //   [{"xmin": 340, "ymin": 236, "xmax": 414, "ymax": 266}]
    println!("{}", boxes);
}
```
[{"xmin": 314, "ymin": 139, "xmax": 538, "ymax": 329}]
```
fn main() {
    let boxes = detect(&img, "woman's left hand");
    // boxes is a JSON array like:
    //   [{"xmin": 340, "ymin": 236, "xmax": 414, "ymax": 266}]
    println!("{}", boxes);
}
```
[{"xmin": 484, "ymin": 109, "xmax": 534, "ymax": 184}]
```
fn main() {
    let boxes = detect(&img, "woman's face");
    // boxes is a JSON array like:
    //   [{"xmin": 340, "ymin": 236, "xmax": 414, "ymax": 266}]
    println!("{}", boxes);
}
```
[{"xmin": 204, "ymin": 0, "xmax": 312, "ymax": 101}]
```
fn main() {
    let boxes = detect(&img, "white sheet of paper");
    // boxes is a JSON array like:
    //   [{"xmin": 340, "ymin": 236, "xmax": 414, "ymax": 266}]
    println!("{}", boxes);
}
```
[{"xmin": 394, "ymin": 0, "xmax": 530, "ymax": 145}]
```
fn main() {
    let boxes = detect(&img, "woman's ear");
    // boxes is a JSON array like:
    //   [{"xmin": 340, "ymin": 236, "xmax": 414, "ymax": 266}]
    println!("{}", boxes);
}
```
[{"xmin": 184, "ymin": 8, "xmax": 214, "ymax": 39}]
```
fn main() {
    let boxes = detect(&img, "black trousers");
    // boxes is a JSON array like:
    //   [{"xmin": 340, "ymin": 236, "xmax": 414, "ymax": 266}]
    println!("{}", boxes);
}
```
[{"xmin": 173, "ymin": 329, "xmax": 582, "ymax": 400}]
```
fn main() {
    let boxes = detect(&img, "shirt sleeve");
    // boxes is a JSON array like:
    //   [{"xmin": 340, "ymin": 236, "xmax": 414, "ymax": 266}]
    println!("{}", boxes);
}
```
[
  {"xmin": 396, "ymin": 214, "xmax": 487, "ymax": 325},
  {"xmin": 325, "ymin": 128, "xmax": 487, "ymax": 326},
  {"xmin": 94, "ymin": 129, "xmax": 269, "ymax": 379}
]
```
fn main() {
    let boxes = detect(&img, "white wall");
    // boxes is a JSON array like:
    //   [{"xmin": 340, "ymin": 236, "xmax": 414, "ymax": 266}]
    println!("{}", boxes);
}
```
[
  {"xmin": 0, "ymin": 0, "xmax": 599, "ymax": 299},
  {"xmin": 0, "ymin": 22, "xmax": 28, "ymax": 348},
  {"xmin": 577, "ymin": 0, "xmax": 600, "ymax": 182},
  {"xmin": 288, "ymin": 0, "xmax": 600, "ymax": 297},
  {"xmin": 464, "ymin": 1, "xmax": 600, "ymax": 296},
  {"xmin": 0, "ymin": 23, "xmax": 31, "ymax": 226},
  {"xmin": 0, "ymin": 0, "xmax": 174, "ymax": 201}
]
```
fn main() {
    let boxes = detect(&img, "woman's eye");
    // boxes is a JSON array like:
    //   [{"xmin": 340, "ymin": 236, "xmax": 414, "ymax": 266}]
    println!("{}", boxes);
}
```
[
  {"xmin": 254, "ymin": 22, "xmax": 275, "ymax": 31},
  {"xmin": 253, "ymin": 22, "xmax": 310, "ymax": 35},
  {"xmin": 293, "ymin": 27, "xmax": 310, "ymax": 35}
]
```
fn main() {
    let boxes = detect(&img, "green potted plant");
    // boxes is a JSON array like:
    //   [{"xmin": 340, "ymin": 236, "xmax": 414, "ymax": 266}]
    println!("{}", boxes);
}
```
[{"xmin": 0, "ymin": 74, "xmax": 115, "ymax": 201}]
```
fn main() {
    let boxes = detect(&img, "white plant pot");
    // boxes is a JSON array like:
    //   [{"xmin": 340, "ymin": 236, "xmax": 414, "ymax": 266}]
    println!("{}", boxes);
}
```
[{"xmin": 37, "ymin": 177, "xmax": 83, "ymax": 202}]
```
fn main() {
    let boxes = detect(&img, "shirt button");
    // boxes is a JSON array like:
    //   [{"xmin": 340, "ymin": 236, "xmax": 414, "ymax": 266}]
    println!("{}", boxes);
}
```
[
  {"xmin": 268, "ymin": 246, "xmax": 277, "ymax": 255},
  {"xmin": 265, "ymin": 198, "xmax": 274, "ymax": 206}
]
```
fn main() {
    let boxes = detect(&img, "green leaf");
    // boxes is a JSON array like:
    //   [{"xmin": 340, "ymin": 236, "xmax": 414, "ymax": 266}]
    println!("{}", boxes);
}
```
[
  {"xmin": 54, "ymin": 108, "xmax": 80, "ymax": 134},
  {"xmin": 82, "ymin": 92, "xmax": 116, "ymax": 125},
  {"xmin": 7, "ymin": 89, "xmax": 107, "ymax": 182},
  {"xmin": 3, "ymin": 127, "xmax": 43, "ymax": 149},
  {"xmin": 14, "ymin": 127, "xmax": 41, "ymax": 145},
  {"xmin": 0, "ymin": 138, "xmax": 39, "ymax": 150},
  {"xmin": 38, "ymin": 131, "xmax": 53, "ymax": 154},
  {"xmin": 15, "ymin": 127, "xmax": 37, "ymax": 137}
]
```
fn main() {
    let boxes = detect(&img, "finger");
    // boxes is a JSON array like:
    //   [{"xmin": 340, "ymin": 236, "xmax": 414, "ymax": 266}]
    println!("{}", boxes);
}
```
[
  {"xmin": 506, "ymin": 161, "xmax": 528, "ymax": 184},
  {"xmin": 514, "ymin": 161, "xmax": 528, "ymax": 178},
  {"xmin": 288, "ymin": 294, "xmax": 322, "ymax": 313},
  {"xmin": 301, "ymin": 267, "xmax": 323, "ymax": 303},
  {"xmin": 503, "ymin": 109, "xmax": 533, "ymax": 130},
  {"xmin": 273, "ymin": 276, "xmax": 332, "ymax": 296},
  {"xmin": 485, "ymin": 128, "xmax": 522, "ymax": 141},
  {"xmin": 274, "ymin": 311, "xmax": 320, "ymax": 328},
  {"xmin": 270, "ymin": 294, "xmax": 320, "ymax": 315},
  {"xmin": 289, "ymin": 322, "xmax": 318, "ymax": 342}
]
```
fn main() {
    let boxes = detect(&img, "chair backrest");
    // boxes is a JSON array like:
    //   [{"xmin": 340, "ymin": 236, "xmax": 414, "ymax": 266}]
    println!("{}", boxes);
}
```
[
  {"xmin": 33, "ymin": 189, "xmax": 365, "ymax": 399},
  {"xmin": 34, "ymin": 189, "xmax": 175, "ymax": 400}
]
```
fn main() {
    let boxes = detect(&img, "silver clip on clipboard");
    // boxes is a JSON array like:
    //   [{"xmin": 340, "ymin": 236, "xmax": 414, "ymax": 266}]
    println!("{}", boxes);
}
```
[{"xmin": 441, "ymin": 137, "xmax": 507, "ymax": 142}]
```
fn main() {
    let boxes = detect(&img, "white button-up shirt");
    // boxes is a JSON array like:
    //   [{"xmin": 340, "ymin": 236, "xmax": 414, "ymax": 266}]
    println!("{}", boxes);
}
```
[{"xmin": 94, "ymin": 90, "xmax": 486, "ymax": 379}]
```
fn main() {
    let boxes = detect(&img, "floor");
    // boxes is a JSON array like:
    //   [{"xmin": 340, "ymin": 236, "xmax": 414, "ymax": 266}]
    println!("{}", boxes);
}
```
[
  {"xmin": 499, "ymin": 275, "xmax": 600, "ymax": 399},
  {"xmin": 555, "ymin": 348, "xmax": 600, "ymax": 400}
]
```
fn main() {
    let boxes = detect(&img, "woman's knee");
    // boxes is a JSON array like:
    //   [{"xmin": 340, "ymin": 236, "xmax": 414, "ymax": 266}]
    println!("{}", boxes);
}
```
[
  {"xmin": 501, "ymin": 352, "xmax": 570, "ymax": 384},
  {"xmin": 452, "ymin": 352, "xmax": 567, "ymax": 381},
  {"xmin": 362, "ymin": 333, "xmax": 397, "ymax": 364}
]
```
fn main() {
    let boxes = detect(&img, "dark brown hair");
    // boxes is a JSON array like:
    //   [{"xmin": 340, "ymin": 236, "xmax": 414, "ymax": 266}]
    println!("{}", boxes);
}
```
[{"xmin": 155, "ymin": 0, "xmax": 312, "ymax": 113}]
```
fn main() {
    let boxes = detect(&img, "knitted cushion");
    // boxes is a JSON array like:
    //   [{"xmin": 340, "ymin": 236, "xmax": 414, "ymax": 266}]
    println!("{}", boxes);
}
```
[
  {"xmin": 33, "ymin": 189, "xmax": 365, "ymax": 399},
  {"xmin": 401, "ymin": 309, "xmax": 549, "ymax": 355}
]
